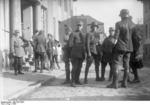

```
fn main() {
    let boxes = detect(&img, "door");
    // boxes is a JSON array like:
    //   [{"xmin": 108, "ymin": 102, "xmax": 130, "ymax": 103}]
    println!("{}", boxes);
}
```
[{"xmin": 22, "ymin": 6, "xmax": 33, "ymax": 40}]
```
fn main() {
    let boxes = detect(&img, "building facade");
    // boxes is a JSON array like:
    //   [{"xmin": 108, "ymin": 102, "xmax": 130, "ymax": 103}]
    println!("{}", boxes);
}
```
[
  {"xmin": 138, "ymin": 0, "xmax": 150, "ymax": 61},
  {"xmin": 59, "ymin": 15, "xmax": 106, "ymax": 45},
  {"xmin": 0, "ymin": 0, "xmax": 76, "ymax": 69}
]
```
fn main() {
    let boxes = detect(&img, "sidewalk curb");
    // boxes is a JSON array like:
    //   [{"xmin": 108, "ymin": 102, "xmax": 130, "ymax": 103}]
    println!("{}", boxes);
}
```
[
  {"xmin": 7, "ymin": 69, "xmax": 65, "ymax": 100},
  {"xmin": 7, "ymin": 76, "xmax": 57, "ymax": 100}
]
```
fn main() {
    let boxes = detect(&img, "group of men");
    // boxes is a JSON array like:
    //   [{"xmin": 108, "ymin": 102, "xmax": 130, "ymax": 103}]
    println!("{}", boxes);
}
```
[
  {"xmin": 11, "ymin": 30, "xmax": 60, "ymax": 75},
  {"xmin": 62, "ymin": 9, "xmax": 143, "ymax": 88},
  {"xmin": 10, "ymin": 9, "xmax": 143, "ymax": 89}
]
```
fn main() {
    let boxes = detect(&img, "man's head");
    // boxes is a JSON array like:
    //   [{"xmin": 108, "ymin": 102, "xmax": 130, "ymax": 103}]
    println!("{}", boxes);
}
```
[
  {"xmin": 48, "ymin": 33, "xmax": 52, "ymax": 39},
  {"xmin": 64, "ymin": 25, "xmax": 72, "ymax": 35},
  {"xmin": 39, "ymin": 30, "xmax": 44, "ymax": 35},
  {"xmin": 119, "ymin": 9, "xmax": 129, "ymax": 19},
  {"xmin": 90, "ymin": 22, "xmax": 99, "ymax": 32},
  {"xmin": 109, "ymin": 27, "xmax": 115, "ymax": 36},
  {"xmin": 13, "ymin": 30, "xmax": 19, "ymax": 37},
  {"xmin": 76, "ymin": 21, "xmax": 83, "ymax": 31}
]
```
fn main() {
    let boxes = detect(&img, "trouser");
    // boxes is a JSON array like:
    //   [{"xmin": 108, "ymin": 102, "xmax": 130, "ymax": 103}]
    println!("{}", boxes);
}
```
[
  {"xmin": 131, "ymin": 67, "xmax": 139, "ymax": 80},
  {"xmin": 71, "ymin": 57, "xmax": 83, "ymax": 83},
  {"xmin": 14, "ymin": 56, "xmax": 23, "ymax": 73},
  {"xmin": 101, "ymin": 62, "xmax": 113, "ymax": 80},
  {"xmin": 35, "ymin": 52, "xmax": 45, "ymax": 72},
  {"xmin": 34, "ymin": 51, "xmax": 39, "ymax": 69},
  {"xmin": 84, "ymin": 52, "xmax": 101, "ymax": 81},
  {"xmin": 63, "ymin": 47, "xmax": 71, "ymax": 81},
  {"xmin": 52, "ymin": 55, "xmax": 60, "ymax": 69},
  {"xmin": 47, "ymin": 51, "xmax": 53, "ymax": 70},
  {"xmin": 112, "ymin": 50, "xmax": 131, "ymax": 87}
]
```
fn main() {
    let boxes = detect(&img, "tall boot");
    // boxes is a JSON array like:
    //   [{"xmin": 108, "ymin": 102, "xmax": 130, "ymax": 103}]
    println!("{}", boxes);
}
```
[
  {"xmin": 107, "ymin": 64, "xmax": 119, "ymax": 89},
  {"xmin": 84, "ymin": 59, "xmax": 92, "ymax": 84},
  {"xmin": 121, "ymin": 69, "xmax": 129, "ymax": 88},
  {"xmin": 75, "ymin": 60, "xmax": 83, "ymax": 85},
  {"xmin": 95, "ymin": 65, "xmax": 100, "ymax": 81},
  {"xmin": 95, "ymin": 59, "xmax": 100, "ymax": 81},
  {"xmin": 131, "ymin": 68, "xmax": 140, "ymax": 83},
  {"xmin": 71, "ymin": 68, "xmax": 76, "ymax": 87},
  {"xmin": 66, "ymin": 62, "xmax": 70, "ymax": 81},
  {"xmin": 100, "ymin": 63, "xmax": 106, "ymax": 81},
  {"xmin": 109, "ymin": 63, "xmax": 113, "ymax": 81}
]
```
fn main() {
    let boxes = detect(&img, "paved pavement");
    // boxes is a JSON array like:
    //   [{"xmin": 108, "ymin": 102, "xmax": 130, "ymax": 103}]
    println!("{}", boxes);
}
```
[
  {"xmin": 1, "ymin": 63, "xmax": 65, "ymax": 100},
  {"xmin": 19, "ymin": 63, "xmax": 150, "ymax": 101}
]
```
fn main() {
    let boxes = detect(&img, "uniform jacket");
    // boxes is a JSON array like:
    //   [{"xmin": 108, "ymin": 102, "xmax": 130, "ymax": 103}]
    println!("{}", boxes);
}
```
[
  {"xmin": 69, "ymin": 30, "xmax": 85, "ymax": 59},
  {"xmin": 34, "ymin": 34, "xmax": 46, "ymax": 53},
  {"xmin": 114, "ymin": 18, "xmax": 136, "ymax": 52},
  {"xmin": 11, "ymin": 36, "xmax": 25, "ymax": 57},
  {"xmin": 131, "ymin": 26, "xmax": 143, "ymax": 60},
  {"xmin": 86, "ymin": 31, "xmax": 101, "ymax": 55},
  {"xmin": 101, "ymin": 36, "xmax": 116, "ymax": 63},
  {"xmin": 53, "ymin": 41, "xmax": 58, "ymax": 55},
  {"xmin": 102, "ymin": 35, "xmax": 116, "ymax": 54},
  {"xmin": 47, "ymin": 38, "xmax": 54, "ymax": 53},
  {"xmin": 63, "ymin": 34, "xmax": 70, "ymax": 48}
]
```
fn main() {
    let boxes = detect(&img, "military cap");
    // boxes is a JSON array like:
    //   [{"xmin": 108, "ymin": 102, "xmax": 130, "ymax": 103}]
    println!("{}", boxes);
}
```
[
  {"xmin": 14, "ymin": 30, "xmax": 19, "ymax": 34},
  {"xmin": 109, "ymin": 27, "xmax": 115, "ymax": 31},
  {"xmin": 119, "ymin": 9, "xmax": 129, "ymax": 16},
  {"xmin": 89, "ymin": 22, "xmax": 99, "ymax": 28}
]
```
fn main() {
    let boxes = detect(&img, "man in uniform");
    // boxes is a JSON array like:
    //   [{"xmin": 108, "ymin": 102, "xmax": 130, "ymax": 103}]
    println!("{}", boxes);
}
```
[
  {"xmin": 32, "ymin": 30, "xmax": 40, "ymax": 72},
  {"xmin": 129, "ymin": 25, "xmax": 144, "ymax": 83},
  {"xmin": 62, "ymin": 25, "xmax": 72, "ymax": 84},
  {"xmin": 11, "ymin": 30, "xmax": 25, "ymax": 75},
  {"xmin": 84, "ymin": 22, "xmax": 102, "ymax": 84},
  {"xmin": 100, "ymin": 27, "xmax": 116, "ymax": 81},
  {"xmin": 69, "ymin": 21, "xmax": 85, "ymax": 87},
  {"xmin": 34, "ymin": 30, "xmax": 47, "ymax": 73},
  {"xmin": 107, "ymin": 9, "xmax": 136, "ymax": 88},
  {"xmin": 46, "ymin": 34, "xmax": 54, "ymax": 71}
]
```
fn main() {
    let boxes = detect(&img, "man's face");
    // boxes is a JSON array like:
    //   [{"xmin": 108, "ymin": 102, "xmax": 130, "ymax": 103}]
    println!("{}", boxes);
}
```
[
  {"xmin": 91, "ymin": 26, "xmax": 98, "ymax": 32},
  {"xmin": 77, "ymin": 25, "xmax": 83, "ymax": 31},
  {"xmin": 120, "ymin": 13, "xmax": 129, "ymax": 19},
  {"xmin": 15, "ymin": 32, "xmax": 19, "ymax": 37},
  {"xmin": 48, "ymin": 35, "xmax": 52, "ymax": 39},
  {"xmin": 109, "ymin": 30, "xmax": 115, "ymax": 36}
]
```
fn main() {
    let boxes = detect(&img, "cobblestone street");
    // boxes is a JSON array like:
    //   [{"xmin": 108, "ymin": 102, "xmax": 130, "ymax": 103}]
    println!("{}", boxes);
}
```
[{"xmin": 19, "ymin": 63, "xmax": 150, "ymax": 101}]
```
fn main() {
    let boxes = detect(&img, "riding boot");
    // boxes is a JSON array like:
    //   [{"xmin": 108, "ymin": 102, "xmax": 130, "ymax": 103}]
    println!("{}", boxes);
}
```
[
  {"xmin": 107, "ymin": 64, "xmax": 118, "ymax": 89},
  {"xmin": 100, "ymin": 63, "xmax": 106, "ymax": 81},
  {"xmin": 121, "ymin": 69, "xmax": 128, "ymax": 88}
]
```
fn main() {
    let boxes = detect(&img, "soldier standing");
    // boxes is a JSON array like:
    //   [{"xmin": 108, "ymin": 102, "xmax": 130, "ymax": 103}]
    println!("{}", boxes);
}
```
[
  {"xmin": 107, "ymin": 9, "xmax": 136, "ymax": 88},
  {"xmin": 69, "ymin": 21, "xmax": 85, "ymax": 87},
  {"xmin": 100, "ymin": 27, "xmax": 116, "ymax": 81},
  {"xmin": 11, "ymin": 30, "xmax": 25, "ymax": 75},
  {"xmin": 46, "ymin": 34, "xmax": 54, "ymax": 71},
  {"xmin": 32, "ymin": 30, "xmax": 40, "ymax": 72},
  {"xmin": 129, "ymin": 25, "xmax": 144, "ymax": 83},
  {"xmin": 84, "ymin": 22, "xmax": 102, "ymax": 84},
  {"xmin": 62, "ymin": 25, "xmax": 72, "ymax": 84},
  {"xmin": 34, "ymin": 30, "xmax": 47, "ymax": 73}
]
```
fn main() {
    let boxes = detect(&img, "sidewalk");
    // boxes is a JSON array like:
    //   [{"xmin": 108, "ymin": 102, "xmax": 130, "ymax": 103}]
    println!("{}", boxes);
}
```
[{"xmin": 1, "ymin": 63, "xmax": 65, "ymax": 100}]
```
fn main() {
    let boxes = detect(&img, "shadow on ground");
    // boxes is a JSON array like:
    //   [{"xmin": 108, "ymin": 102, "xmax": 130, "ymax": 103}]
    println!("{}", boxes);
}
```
[{"xmin": 2, "ymin": 71, "xmax": 55, "ymax": 84}]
